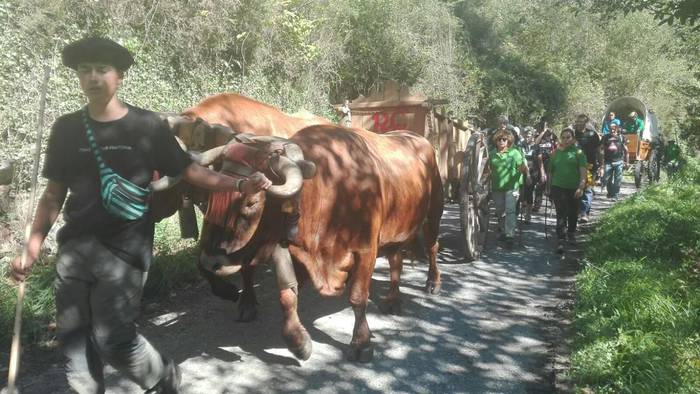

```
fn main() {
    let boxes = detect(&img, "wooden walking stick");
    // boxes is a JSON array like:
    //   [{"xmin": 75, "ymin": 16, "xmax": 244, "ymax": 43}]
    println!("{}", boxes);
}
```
[{"xmin": 7, "ymin": 64, "xmax": 52, "ymax": 394}]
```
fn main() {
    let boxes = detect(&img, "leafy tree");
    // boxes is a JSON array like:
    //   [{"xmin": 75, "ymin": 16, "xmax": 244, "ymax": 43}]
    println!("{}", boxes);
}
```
[{"xmin": 575, "ymin": 0, "xmax": 700, "ymax": 30}]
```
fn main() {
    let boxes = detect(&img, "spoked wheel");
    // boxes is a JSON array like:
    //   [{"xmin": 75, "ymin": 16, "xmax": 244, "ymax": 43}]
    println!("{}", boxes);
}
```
[
  {"xmin": 648, "ymin": 149, "xmax": 660, "ymax": 183},
  {"xmin": 459, "ymin": 132, "xmax": 491, "ymax": 261}
]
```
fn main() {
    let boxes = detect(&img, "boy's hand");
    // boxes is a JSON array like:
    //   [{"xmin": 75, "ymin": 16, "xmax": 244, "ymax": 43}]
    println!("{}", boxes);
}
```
[
  {"xmin": 241, "ymin": 172, "xmax": 272, "ymax": 195},
  {"xmin": 9, "ymin": 253, "xmax": 34, "ymax": 282}
]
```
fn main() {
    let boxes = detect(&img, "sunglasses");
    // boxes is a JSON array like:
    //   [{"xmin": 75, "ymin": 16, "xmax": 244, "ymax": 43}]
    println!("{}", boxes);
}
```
[{"xmin": 498, "ymin": 137, "xmax": 509, "ymax": 142}]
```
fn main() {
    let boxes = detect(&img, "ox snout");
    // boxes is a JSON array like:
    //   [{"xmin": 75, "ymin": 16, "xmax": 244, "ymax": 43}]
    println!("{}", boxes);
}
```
[{"xmin": 199, "ymin": 250, "xmax": 243, "ymax": 277}]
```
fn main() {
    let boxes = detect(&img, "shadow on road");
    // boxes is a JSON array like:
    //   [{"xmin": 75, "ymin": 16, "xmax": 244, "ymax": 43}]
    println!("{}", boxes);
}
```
[{"xmin": 2, "ymin": 182, "xmax": 637, "ymax": 394}]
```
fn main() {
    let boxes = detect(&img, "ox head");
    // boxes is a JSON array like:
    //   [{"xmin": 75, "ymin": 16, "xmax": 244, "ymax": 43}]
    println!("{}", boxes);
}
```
[
  {"xmin": 198, "ymin": 136, "xmax": 316, "ymax": 275},
  {"xmin": 149, "ymin": 115, "xmax": 234, "ymax": 221},
  {"xmin": 165, "ymin": 115, "xmax": 236, "ymax": 153}
]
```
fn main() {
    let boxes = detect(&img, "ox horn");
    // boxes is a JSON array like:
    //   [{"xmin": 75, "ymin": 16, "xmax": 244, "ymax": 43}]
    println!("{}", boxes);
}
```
[
  {"xmin": 190, "ymin": 145, "xmax": 227, "ymax": 167},
  {"xmin": 149, "ymin": 174, "xmax": 183, "ymax": 192},
  {"xmin": 147, "ymin": 134, "xmax": 187, "ymax": 192},
  {"xmin": 280, "ymin": 142, "xmax": 316, "ymax": 179},
  {"xmin": 266, "ymin": 155, "xmax": 303, "ymax": 198}
]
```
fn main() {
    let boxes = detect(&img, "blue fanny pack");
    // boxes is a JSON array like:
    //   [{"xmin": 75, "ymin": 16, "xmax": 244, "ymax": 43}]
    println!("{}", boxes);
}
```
[{"xmin": 83, "ymin": 108, "xmax": 150, "ymax": 220}]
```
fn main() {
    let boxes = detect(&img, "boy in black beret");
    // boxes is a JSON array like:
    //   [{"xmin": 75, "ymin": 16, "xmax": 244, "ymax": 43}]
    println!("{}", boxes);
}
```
[{"xmin": 9, "ymin": 37, "xmax": 272, "ymax": 394}]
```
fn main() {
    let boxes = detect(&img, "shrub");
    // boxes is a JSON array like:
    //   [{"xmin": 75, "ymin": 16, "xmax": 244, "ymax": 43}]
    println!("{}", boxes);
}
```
[{"xmin": 572, "ymin": 161, "xmax": 700, "ymax": 392}]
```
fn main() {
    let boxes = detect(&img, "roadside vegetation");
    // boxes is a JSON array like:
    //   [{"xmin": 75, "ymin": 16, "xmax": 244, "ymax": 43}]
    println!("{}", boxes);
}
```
[{"xmin": 571, "ymin": 158, "xmax": 700, "ymax": 392}]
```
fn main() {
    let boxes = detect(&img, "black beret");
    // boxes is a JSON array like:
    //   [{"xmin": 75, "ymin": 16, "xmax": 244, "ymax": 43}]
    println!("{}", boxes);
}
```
[{"xmin": 61, "ymin": 37, "xmax": 134, "ymax": 71}]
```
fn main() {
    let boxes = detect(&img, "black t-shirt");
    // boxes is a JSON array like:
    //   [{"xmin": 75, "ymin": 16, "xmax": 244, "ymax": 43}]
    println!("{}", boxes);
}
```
[
  {"xmin": 43, "ymin": 104, "xmax": 192, "ymax": 269},
  {"xmin": 534, "ymin": 137, "xmax": 556, "ymax": 168},
  {"xmin": 575, "ymin": 124, "xmax": 601, "ymax": 165},
  {"xmin": 601, "ymin": 133, "xmax": 626, "ymax": 163}
]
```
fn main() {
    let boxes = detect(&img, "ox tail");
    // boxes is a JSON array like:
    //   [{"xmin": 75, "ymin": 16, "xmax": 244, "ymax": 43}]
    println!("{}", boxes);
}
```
[{"xmin": 423, "ymin": 158, "xmax": 444, "ymax": 250}]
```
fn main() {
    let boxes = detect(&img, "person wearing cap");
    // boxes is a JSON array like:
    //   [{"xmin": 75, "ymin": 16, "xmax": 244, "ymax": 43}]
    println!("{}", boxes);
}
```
[
  {"xmin": 487, "ymin": 115, "xmax": 521, "ymax": 150},
  {"xmin": 518, "ymin": 127, "xmax": 537, "ymax": 223},
  {"xmin": 600, "ymin": 122, "xmax": 628, "ymax": 199},
  {"xmin": 546, "ymin": 127, "xmax": 587, "ymax": 253},
  {"xmin": 488, "ymin": 129, "xmax": 530, "ymax": 246},
  {"xmin": 532, "ymin": 127, "xmax": 557, "ymax": 212},
  {"xmin": 623, "ymin": 111, "xmax": 645, "ymax": 137},
  {"xmin": 8, "ymin": 37, "xmax": 272, "ymax": 394},
  {"xmin": 601, "ymin": 111, "xmax": 621, "ymax": 135},
  {"xmin": 572, "ymin": 113, "xmax": 600, "ymax": 223}
]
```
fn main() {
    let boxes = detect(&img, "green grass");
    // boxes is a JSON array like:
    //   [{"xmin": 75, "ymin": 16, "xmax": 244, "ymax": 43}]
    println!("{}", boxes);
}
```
[
  {"xmin": 0, "ymin": 213, "xmax": 204, "ymax": 349},
  {"xmin": 571, "ymin": 159, "xmax": 700, "ymax": 393}
]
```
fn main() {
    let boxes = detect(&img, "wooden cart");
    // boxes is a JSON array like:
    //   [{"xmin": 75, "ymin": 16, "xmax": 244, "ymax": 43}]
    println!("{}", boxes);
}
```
[
  {"xmin": 335, "ymin": 81, "xmax": 473, "ymax": 199},
  {"xmin": 603, "ymin": 96, "xmax": 661, "ymax": 188},
  {"xmin": 336, "ymin": 81, "xmax": 488, "ymax": 260}
]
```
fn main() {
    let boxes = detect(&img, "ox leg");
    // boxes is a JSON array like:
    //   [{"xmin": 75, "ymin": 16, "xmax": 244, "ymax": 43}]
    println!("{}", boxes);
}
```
[
  {"xmin": 380, "ymin": 249, "xmax": 403, "ymax": 315},
  {"xmin": 423, "ymin": 212, "xmax": 442, "ymax": 294},
  {"xmin": 425, "ymin": 241, "xmax": 441, "ymax": 295},
  {"xmin": 272, "ymin": 244, "xmax": 312, "ymax": 360},
  {"xmin": 237, "ymin": 265, "xmax": 258, "ymax": 322},
  {"xmin": 197, "ymin": 253, "xmax": 240, "ymax": 302},
  {"xmin": 347, "ymin": 251, "xmax": 376, "ymax": 363}
]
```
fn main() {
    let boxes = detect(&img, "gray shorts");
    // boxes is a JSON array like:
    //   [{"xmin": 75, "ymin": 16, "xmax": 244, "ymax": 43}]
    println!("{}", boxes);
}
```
[{"xmin": 54, "ymin": 235, "xmax": 166, "ymax": 393}]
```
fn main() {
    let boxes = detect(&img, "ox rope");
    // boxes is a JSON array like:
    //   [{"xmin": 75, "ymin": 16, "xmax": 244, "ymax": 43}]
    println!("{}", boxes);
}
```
[{"xmin": 8, "ymin": 65, "xmax": 51, "ymax": 394}]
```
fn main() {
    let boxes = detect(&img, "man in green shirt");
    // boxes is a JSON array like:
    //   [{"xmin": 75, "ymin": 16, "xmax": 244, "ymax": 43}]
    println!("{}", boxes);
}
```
[{"xmin": 623, "ymin": 111, "xmax": 645, "ymax": 137}]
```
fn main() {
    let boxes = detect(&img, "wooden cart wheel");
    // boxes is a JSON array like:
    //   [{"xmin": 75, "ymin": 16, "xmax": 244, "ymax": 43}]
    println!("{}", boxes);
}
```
[
  {"xmin": 634, "ymin": 160, "xmax": 642, "ymax": 188},
  {"xmin": 648, "ymin": 149, "xmax": 660, "ymax": 183},
  {"xmin": 459, "ymin": 132, "xmax": 491, "ymax": 261}
]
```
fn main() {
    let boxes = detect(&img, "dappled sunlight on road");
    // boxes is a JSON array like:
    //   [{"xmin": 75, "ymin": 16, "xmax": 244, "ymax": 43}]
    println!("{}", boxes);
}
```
[{"xmin": 4, "ymin": 182, "xmax": 636, "ymax": 394}]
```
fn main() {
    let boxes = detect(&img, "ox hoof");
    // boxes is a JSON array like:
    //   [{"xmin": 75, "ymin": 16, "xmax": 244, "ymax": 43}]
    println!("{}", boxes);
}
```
[
  {"xmin": 237, "ymin": 291, "xmax": 258, "ymax": 322},
  {"xmin": 346, "ymin": 344, "xmax": 374, "ymax": 363},
  {"xmin": 425, "ymin": 280, "xmax": 442, "ymax": 295},
  {"xmin": 237, "ymin": 303, "xmax": 258, "ymax": 322},
  {"xmin": 287, "ymin": 329, "xmax": 312, "ymax": 361},
  {"xmin": 379, "ymin": 299, "xmax": 402, "ymax": 315}
]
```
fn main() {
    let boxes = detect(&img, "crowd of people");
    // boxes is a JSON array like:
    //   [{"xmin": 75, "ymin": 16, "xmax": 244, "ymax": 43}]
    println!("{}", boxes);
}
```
[{"xmin": 486, "ymin": 111, "xmax": 681, "ymax": 253}]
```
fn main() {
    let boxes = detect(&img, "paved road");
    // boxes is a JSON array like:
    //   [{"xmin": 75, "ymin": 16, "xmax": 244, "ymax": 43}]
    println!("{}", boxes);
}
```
[{"xmin": 2, "ymin": 182, "xmax": 635, "ymax": 394}]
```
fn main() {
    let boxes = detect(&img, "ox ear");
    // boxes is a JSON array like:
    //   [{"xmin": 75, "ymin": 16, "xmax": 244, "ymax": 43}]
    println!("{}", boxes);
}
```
[
  {"xmin": 209, "ymin": 124, "xmax": 237, "ymax": 145},
  {"xmin": 158, "ymin": 112, "xmax": 178, "ymax": 123},
  {"xmin": 165, "ymin": 115, "xmax": 184, "ymax": 130}
]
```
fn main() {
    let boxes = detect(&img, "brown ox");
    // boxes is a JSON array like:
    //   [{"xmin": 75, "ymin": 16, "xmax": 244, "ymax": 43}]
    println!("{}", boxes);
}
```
[
  {"xmin": 151, "ymin": 93, "xmax": 331, "ymax": 221},
  {"xmin": 200, "ymin": 124, "xmax": 443, "ymax": 362},
  {"xmin": 170, "ymin": 93, "xmax": 332, "ymax": 149},
  {"xmin": 150, "ymin": 93, "xmax": 333, "ymax": 327}
]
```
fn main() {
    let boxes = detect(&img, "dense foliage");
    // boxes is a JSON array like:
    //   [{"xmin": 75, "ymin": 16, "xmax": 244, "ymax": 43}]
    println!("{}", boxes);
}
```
[
  {"xmin": 576, "ymin": 0, "xmax": 700, "ymax": 30},
  {"xmin": 1, "ymin": 0, "xmax": 698, "ymax": 193}
]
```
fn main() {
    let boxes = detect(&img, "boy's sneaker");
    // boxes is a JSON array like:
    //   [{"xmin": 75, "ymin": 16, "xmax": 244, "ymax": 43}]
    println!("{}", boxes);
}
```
[
  {"xmin": 504, "ymin": 235, "xmax": 514, "ymax": 248},
  {"xmin": 579, "ymin": 214, "xmax": 589, "ymax": 223},
  {"xmin": 556, "ymin": 240, "xmax": 565, "ymax": 254},
  {"xmin": 146, "ymin": 359, "xmax": 181, "ymax": 394}
]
